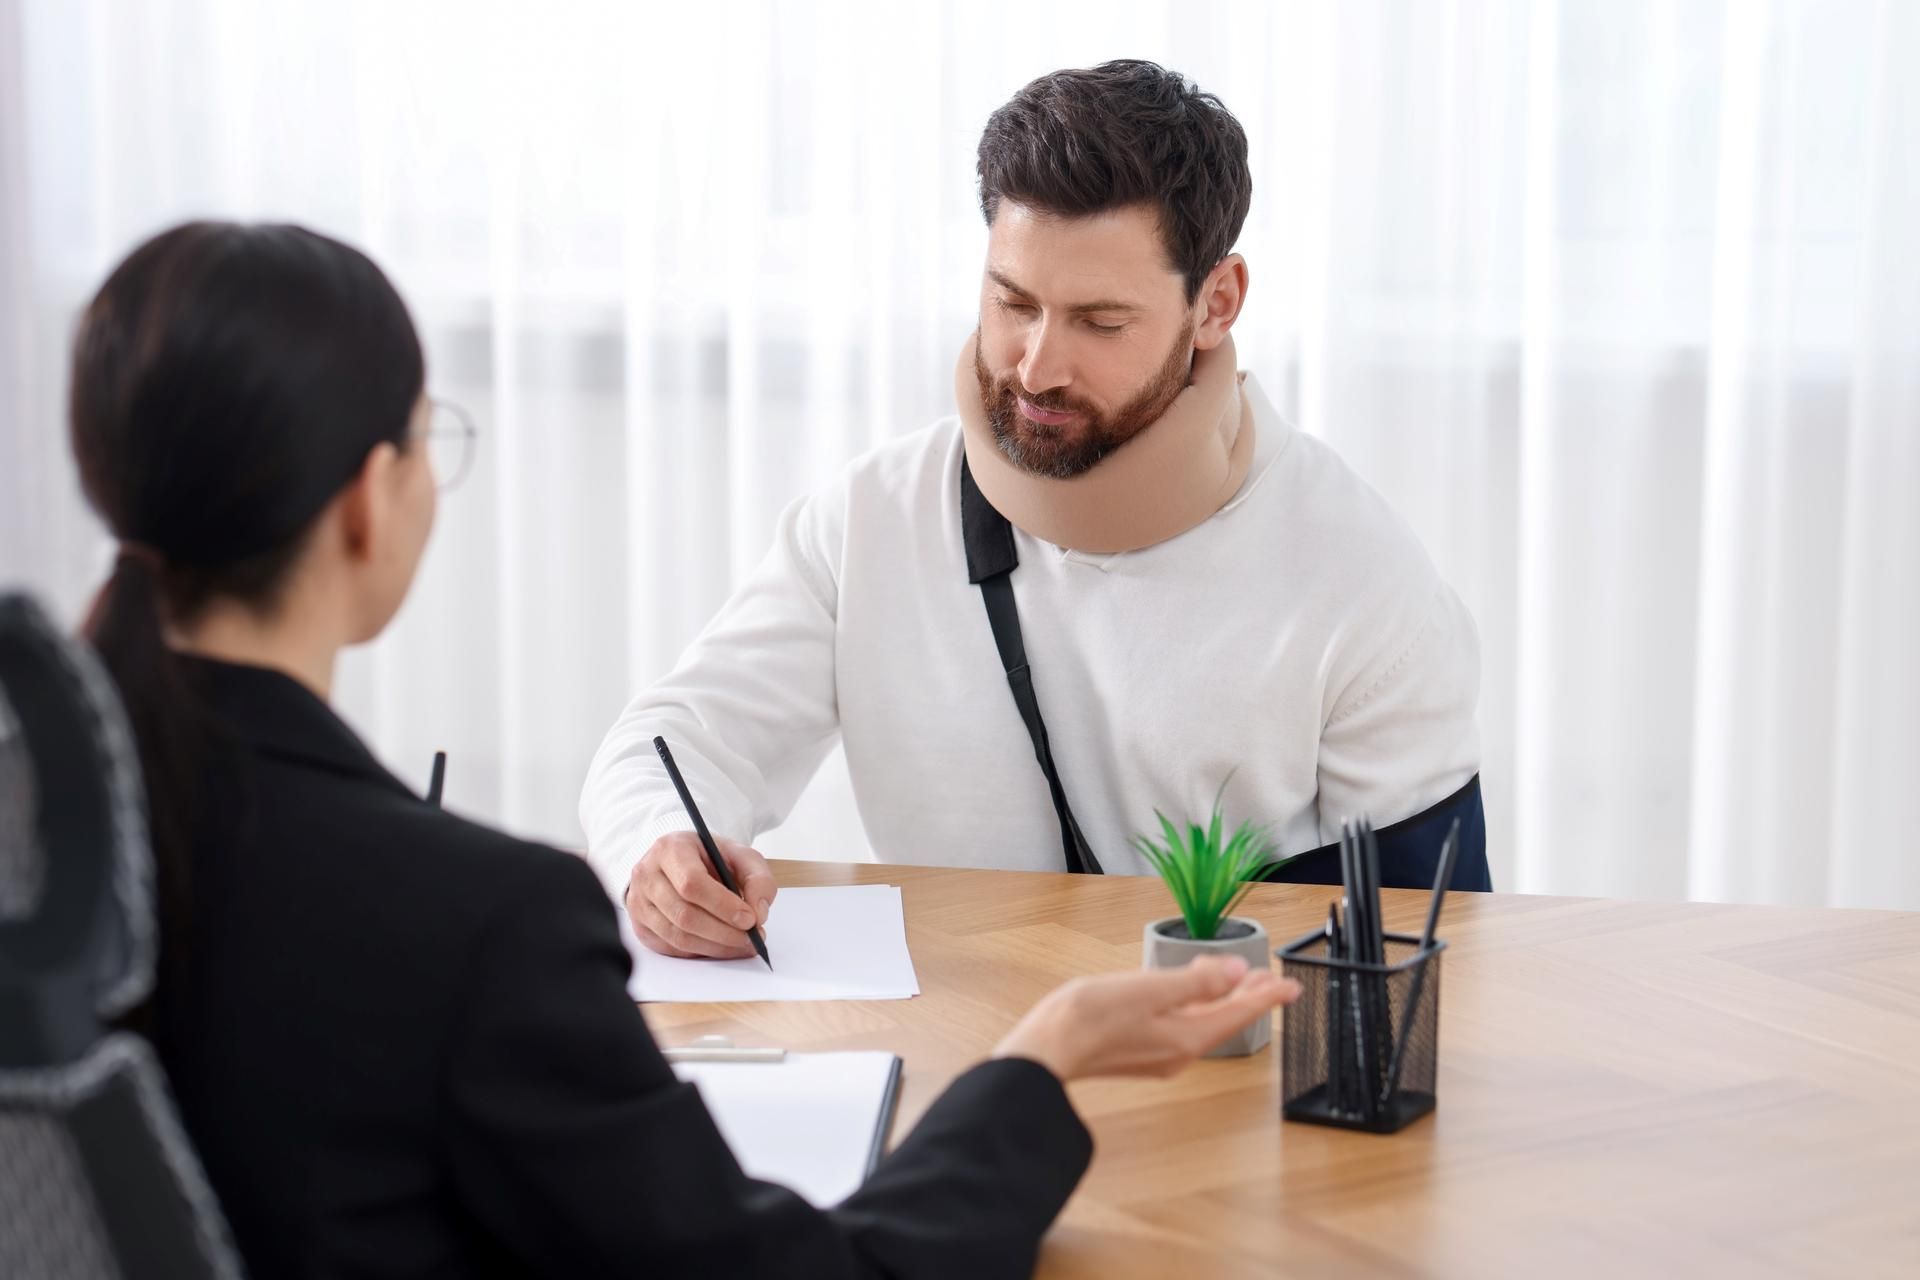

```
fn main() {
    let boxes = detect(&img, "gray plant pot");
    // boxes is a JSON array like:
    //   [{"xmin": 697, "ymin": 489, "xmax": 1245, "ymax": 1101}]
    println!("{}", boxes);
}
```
[{"xmin": 1141, "ymin": 916, "xmax": 1273, "ymax": 1057}]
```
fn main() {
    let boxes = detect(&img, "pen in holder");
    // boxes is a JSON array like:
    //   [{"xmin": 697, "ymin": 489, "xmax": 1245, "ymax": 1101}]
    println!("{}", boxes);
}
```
[{"xmin": 1276, "ymin": 927, "xmax": 1445, "ymax": 1134}]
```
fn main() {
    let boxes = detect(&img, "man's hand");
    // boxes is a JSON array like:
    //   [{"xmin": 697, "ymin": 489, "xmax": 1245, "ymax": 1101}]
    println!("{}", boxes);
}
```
[{"xmin": 626, "ymin": 832, "xmax": 778, "ymax": 960}]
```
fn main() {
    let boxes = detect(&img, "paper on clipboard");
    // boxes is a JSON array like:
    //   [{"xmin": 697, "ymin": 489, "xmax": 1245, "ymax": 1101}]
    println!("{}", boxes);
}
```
[{"xmin": 674, "ymin": 1050, "xmax": 902, "ymax": 1206}]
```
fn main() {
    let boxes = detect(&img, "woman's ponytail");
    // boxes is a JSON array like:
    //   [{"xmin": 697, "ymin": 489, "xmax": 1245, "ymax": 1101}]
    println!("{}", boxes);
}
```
[{"xmin": 83, "ymin": 550, "xmax": 207, "ymax": 986}]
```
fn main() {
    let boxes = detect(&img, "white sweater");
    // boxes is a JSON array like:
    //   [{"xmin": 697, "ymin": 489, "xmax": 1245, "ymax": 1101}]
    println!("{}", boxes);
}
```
[{"xmin": 581, "ymin": 376, "xmax": 1479, "ymax": 893}]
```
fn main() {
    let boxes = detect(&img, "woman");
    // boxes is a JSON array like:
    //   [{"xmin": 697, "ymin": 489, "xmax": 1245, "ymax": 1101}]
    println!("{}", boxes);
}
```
[{"xmin": 74, "ymin": 221, "xmax": 1297, "ymax": 1278}]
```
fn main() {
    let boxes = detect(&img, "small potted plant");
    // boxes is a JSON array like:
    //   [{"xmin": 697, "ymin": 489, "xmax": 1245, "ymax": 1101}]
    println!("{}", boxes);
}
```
[{"xmin": 1135, "ymin": 785, "xmax": 1292, "ymax": 1057}]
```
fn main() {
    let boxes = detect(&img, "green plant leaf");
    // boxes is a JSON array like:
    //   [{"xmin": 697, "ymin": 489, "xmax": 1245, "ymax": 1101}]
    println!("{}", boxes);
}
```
[
  {"xmin": 1156, "ymin": 810, "xmax": 1185, "ymax": 858},
  {"xmin": 1135, "ymin": 780, "xmax": 1283, "ymax": 943}
]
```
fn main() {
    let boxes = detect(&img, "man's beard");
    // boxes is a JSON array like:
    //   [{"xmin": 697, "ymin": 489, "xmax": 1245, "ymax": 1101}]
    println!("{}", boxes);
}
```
[{"xmin": 974, "ymin": 316, "xmax": 1197, "ymax": 480}]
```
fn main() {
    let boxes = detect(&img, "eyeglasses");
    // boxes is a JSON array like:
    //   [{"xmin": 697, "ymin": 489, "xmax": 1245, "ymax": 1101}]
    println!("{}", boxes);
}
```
[{"xmin": 420, "ymin": 398, "xmax": 479, "ymax": 493}]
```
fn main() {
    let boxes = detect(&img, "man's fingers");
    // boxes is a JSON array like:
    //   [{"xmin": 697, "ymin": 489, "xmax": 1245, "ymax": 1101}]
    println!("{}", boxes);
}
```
[
  {"xmin": 659, "ymin": 846, "xmax": 758, "ymax": 931},
  {"xmin": 631, "ymin": 920, "xmax": 700, "ymax": 960},
  {"xmin": 728, "ymin": 851, "xmax": 778, "ymax": 927},
  {"xmin": 636, "ymin": 884, "xmax": 754, "ymax": 958},
  {"xmin": 629, "ymin": 904, "xmax": 704, "ymax": 959}
]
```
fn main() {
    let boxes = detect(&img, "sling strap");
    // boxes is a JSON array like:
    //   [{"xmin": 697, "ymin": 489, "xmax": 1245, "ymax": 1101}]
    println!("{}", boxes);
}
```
[{"xmin": 959, "ymin": 456, "xmax": 1103, "ymax": 875}]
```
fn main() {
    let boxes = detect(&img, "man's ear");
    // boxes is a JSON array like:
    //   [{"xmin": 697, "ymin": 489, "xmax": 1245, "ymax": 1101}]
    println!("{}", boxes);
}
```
[
  {"xmin": 1191, "ymin": 254, "xmax": 1249, "ymax": 352},
  {"xmin": 335, "ymin": 442, "xmax": 400, "ymax": 563}
]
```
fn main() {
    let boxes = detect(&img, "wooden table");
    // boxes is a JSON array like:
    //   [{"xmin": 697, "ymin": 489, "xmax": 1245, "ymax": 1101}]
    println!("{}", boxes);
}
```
[{"xmin": 646, "ymin": 861, "xmax": 1920, "ymax": 1278}]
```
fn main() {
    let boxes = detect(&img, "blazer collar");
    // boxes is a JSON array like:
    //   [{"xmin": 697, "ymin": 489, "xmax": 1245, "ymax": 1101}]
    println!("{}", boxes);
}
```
[{"xmin": 181, "ymin": 656, "xmax": 417, "ymax": 801}]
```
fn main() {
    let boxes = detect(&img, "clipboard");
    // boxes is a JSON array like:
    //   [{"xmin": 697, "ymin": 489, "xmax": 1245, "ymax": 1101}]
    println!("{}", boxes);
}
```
[
  {"xmin": 863, "ymin": 1055, "xmax": 902, "ymax": 1180},
  {"xmin": 668, "ymin": 1039, "xmax": 903, "ymax": 1206}
]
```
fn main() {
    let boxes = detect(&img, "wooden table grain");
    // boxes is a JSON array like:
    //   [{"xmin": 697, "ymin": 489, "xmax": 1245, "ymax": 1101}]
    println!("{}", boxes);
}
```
[{"xmin": 644, "ymin": 860, "xmax": 1920, "ymax": 1278}]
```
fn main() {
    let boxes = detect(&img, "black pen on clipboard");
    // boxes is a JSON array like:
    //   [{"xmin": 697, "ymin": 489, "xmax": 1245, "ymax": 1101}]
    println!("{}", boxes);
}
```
[
  {"xmin": 652, "ymin": 736, "xmax": 773, "ymax": 970},
  {"xmin": 426, "ymin": 751, "xmax": 447, "ymax": 807}
]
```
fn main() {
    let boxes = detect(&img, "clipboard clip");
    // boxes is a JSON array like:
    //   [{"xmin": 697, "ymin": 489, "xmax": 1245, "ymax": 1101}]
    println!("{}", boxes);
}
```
[{"xmin": 661, "ymin": 1035, "xmax": 788, "ymax": 1064}]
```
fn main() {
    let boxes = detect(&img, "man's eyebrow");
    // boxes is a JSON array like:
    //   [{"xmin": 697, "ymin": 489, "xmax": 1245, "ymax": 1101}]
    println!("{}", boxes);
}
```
[
  {"xmin": 987, "ymin": 269, "xmax": 1032, "ymax": 298},
  {"xmin": 987, "ymin": 269, "xmax": 1143, "ymax": 315}
]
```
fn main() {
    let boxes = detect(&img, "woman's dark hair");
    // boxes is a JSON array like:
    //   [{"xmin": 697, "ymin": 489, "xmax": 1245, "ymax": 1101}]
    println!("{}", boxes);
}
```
[
  {"xmin": 976, "ymin": 59, "xmax": 1253, "ymax": 302},
  {"xmin": 70, "ymin": 221, "xmax": 424, "ymax": 985}
]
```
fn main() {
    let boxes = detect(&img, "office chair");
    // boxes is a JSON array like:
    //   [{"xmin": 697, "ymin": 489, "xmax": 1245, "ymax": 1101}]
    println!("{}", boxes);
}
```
[{"xmin": 0, "ymin": 593, "xmax": 243, "ymax": 1278}]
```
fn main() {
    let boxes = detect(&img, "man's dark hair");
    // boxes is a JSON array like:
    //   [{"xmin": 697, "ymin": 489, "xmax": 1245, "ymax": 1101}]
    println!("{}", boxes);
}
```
[{"xmin": 976, "ymin": 59, "xmax": 1253, "ymax": 302}]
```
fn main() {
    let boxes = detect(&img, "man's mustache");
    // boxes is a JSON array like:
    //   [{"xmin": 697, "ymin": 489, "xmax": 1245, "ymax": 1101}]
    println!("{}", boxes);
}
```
[{"xmin": 992, "ymin": 379, "xmax": 1093, "ymax": 416}]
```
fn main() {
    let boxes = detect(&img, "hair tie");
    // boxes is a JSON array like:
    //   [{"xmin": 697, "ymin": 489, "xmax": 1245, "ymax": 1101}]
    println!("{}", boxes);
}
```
[{"xmin": 116, "ymin": 543, "xmax": 167, "ymax": 574}]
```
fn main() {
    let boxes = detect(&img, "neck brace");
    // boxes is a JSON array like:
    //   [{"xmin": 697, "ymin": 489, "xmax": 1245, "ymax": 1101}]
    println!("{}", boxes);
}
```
[{"xmin": 954, "ymin": 331, "xmax": 1255, "ymax": 554}]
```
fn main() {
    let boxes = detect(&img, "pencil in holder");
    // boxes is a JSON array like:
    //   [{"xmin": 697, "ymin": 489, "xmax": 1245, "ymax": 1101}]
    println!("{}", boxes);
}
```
[{"xmin": 1276, "ymin": 929, "xmax": 1445, "ymax": 1134}]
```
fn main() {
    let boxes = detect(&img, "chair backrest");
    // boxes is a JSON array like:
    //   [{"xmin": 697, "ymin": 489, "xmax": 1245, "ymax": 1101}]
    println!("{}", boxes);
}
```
[{"xmin": 0, "ymin": 593, "xmax": 243, "ymax": 1279}]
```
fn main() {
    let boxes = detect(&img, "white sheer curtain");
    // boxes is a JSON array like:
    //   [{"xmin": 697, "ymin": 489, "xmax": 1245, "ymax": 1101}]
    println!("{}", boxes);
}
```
[{"xmin": 3, "ymin": 0, "xmax": 1914, "ymax": 908}]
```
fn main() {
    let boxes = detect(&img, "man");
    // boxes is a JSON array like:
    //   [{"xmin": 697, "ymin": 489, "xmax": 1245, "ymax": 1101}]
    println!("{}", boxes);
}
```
[{"xmin": 583, "ymin": 60, "xmax": 1487, "ymax": 962}]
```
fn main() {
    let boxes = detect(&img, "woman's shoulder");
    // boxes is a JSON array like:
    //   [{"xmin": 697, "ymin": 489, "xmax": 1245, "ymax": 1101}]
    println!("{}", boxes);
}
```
[
  {"xmin": 237, "ymin": 754, "xmax": 616, "ymax": 954},
  {"xmin": 345, "ymin": 785, "xmax": 611, "ymax": 921}
]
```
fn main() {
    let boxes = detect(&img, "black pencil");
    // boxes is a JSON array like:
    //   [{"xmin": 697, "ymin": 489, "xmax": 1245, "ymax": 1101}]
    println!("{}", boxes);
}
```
[
  {"xmin": 1360, "ymin": 817, "xmax": 1390, "ymax": 1105},
  {"xmin": 1380, "ymin": 817, "xmax": 1462, "ymax": 1104},
  {"xmin": 1325, "ymin": 902, "xmax": 1346, "ymax": 1115},
  {"xmin": 1338, "ymin": 821, "xmax": 1379, "ymax": 1121},
  {"xmin": 652, "ymin": 736, "xmax": 772, "ymax": 970}
]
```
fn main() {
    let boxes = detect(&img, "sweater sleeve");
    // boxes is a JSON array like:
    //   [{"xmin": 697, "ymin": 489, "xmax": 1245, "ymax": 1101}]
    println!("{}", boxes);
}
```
[
  {"xmin": 1314, "ymin": 581, "xmax": 1481, "ymax": 844},
  {"xmin": 579, "ymin": 483, "xmax": 847, "ymax": 899},
  {"xmin": 442, "ymin": 853, "xmax": 1091, "ymax": 1279}
]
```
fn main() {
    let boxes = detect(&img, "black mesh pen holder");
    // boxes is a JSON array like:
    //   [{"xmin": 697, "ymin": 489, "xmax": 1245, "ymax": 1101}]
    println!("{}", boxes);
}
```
[{"xmin": 1276, "ymin": 929, "xmax": 1446, "ymax": 1134}]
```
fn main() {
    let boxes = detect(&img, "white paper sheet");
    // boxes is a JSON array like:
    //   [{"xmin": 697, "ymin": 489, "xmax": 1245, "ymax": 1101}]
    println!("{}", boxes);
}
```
[
  {"xmin": 625, "ymin": 884, "xmax": 921, "ymax": 1002},
  {"xmin": 674, "ymin": 1051, "xmax": 900, "ymax": 1206}
]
